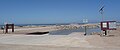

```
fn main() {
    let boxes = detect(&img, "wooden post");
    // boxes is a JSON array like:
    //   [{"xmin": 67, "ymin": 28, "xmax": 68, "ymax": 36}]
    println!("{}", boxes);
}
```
[
  {"xmin": 84, "ymin": 26, "xmax": 87, "ymax": 36},
  {"xmin": 5, "ymin": 24, "xmax": 8, "ymax": 33},
  {"xmin": 12, "ymin": 24, "xmax": 14, "ymax": 32},
  {"xmin": 103, "ymin": 30, "xmax": 107, "ymax": 36},
  {"xmin": 104, "ymin": 30, "xmax": 107, "ymax": 35}
]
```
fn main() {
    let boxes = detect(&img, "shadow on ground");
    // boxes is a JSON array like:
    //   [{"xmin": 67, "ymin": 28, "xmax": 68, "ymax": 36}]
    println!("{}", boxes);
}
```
[{"xmin": 26, "ymin": 32, "xmax": 49, "ymax": 35}]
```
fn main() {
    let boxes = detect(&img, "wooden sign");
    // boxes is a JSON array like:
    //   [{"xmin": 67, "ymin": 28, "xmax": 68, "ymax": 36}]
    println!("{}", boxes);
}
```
[
  {"xmin": 5, "ymin": 24, "xmax": 14, "ymax": 33},
  {"xmin": 101, "ymin": 21, "xmax": 116, "ymax": 30}
]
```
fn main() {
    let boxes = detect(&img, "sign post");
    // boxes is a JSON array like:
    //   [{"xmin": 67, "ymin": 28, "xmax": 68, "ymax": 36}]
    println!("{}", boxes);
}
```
[
  {"xmin": 5, "ymin": 24, "xmax": 14, "ymax": 33},
  {"xmin": 101, "ymin": 21, "xmax": 116, "ymax": 36}
]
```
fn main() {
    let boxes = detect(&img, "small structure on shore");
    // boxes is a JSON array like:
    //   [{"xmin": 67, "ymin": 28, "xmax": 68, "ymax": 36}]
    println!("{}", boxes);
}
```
[
  {"xmin": 101, "ymin": 21, "xmax": 117, "ymax": 36},
  {"xmin": 5, "ymin": 24, "xmax": 14, "ymax": 33}
]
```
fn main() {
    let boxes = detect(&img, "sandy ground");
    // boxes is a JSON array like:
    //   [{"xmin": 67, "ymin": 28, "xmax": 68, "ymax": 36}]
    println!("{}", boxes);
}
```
[
  {"xmin": 0, "ymin": 26, "xmax": 59, "ymax": 34},
  {"xmin": 0, "ymin": 26, "xmax": 120, "ymax": 50},
  {"xmin": 86, "ymin": 28, "xmax": 120, "ymax": 48}
]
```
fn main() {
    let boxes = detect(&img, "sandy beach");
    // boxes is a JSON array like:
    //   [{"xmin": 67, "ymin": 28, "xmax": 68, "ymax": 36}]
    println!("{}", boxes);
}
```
[{"xmin": 0, "ymin": 24, "xmax": 120, "ymax": 50}]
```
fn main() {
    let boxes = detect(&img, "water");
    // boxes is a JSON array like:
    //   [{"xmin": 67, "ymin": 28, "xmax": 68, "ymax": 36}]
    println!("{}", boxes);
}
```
[
  {"xmin": 0, "ymin": 23, "xmax": 86, "ymax": 27},
  {"xmin": 49, "ymin": 28, "xmax": 101, "ymax": 35},
  {"xmin": 86, "ymin": 28, "xmax": 101, "ymax": 35}
]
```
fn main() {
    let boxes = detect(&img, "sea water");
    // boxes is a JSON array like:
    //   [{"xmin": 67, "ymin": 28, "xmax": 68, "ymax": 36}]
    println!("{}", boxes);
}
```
[{"xmin": 49, "ymin": 27, "xmax": 101, "ymax": 35}]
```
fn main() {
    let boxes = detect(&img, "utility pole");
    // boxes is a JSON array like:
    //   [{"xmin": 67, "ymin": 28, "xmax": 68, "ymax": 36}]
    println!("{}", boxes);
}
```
[
  {"xmin": 99, "ymin": 0, "xmax": 107, "ymax": 36},
  {"xmin": 99, "ymin": 0, "xmax": 105, "ymax": 21}
]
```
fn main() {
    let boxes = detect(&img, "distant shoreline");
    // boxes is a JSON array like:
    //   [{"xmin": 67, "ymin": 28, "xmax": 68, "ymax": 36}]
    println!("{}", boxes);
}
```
[
  {"xmin": 0, "ymin": 22, "xmax": 120, "ymax": 27},
  {"xmin": 0, "ymin": 22, "xmax": 99, "ymax": 26}
]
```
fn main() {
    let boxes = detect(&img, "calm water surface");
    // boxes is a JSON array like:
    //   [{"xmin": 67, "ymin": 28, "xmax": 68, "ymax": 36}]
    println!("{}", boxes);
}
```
[{"xmin": 49, "ymin": 28, "xmax": 101, "ymax": 35}]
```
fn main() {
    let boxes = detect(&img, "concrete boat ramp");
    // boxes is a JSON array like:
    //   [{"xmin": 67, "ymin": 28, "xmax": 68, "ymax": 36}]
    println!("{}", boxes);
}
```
[{"xmin": 0, "ymin": 32, "xmax": 95, "ymax": 48}]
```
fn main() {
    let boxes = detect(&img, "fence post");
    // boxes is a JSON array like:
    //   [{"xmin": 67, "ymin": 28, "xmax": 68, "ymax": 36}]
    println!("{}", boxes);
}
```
[
  {"xmin": 84, "ymin": 26, "xmax": 87, "ymax": 35},
  {"xmin": 5, "ymin": 24, "xmax": 8, "ymax": 33}
]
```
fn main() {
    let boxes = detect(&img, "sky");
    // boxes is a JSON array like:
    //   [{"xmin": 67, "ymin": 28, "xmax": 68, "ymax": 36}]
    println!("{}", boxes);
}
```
[{"xmin": 0, "ymin": 0, "xmax": 120, "ymax": 24}]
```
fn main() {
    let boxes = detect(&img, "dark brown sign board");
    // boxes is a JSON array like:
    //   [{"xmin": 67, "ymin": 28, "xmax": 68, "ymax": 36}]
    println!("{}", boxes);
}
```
[
  {"xmin": 101, "ymin": 21, "xmax": 117, "ymax": 36},
  {"xmin": 101, "ymin": 21, "xmax": 117, "ymax": 31},
  {"xmin": 5, "ymin": 24, "xmax": 14, "ymax": 33}
]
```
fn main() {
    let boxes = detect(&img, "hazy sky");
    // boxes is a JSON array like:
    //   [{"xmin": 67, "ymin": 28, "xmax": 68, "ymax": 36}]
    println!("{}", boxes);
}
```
[{"xmin": 0, "ymin": 0, "xmax": 120, "ymax": 24}]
